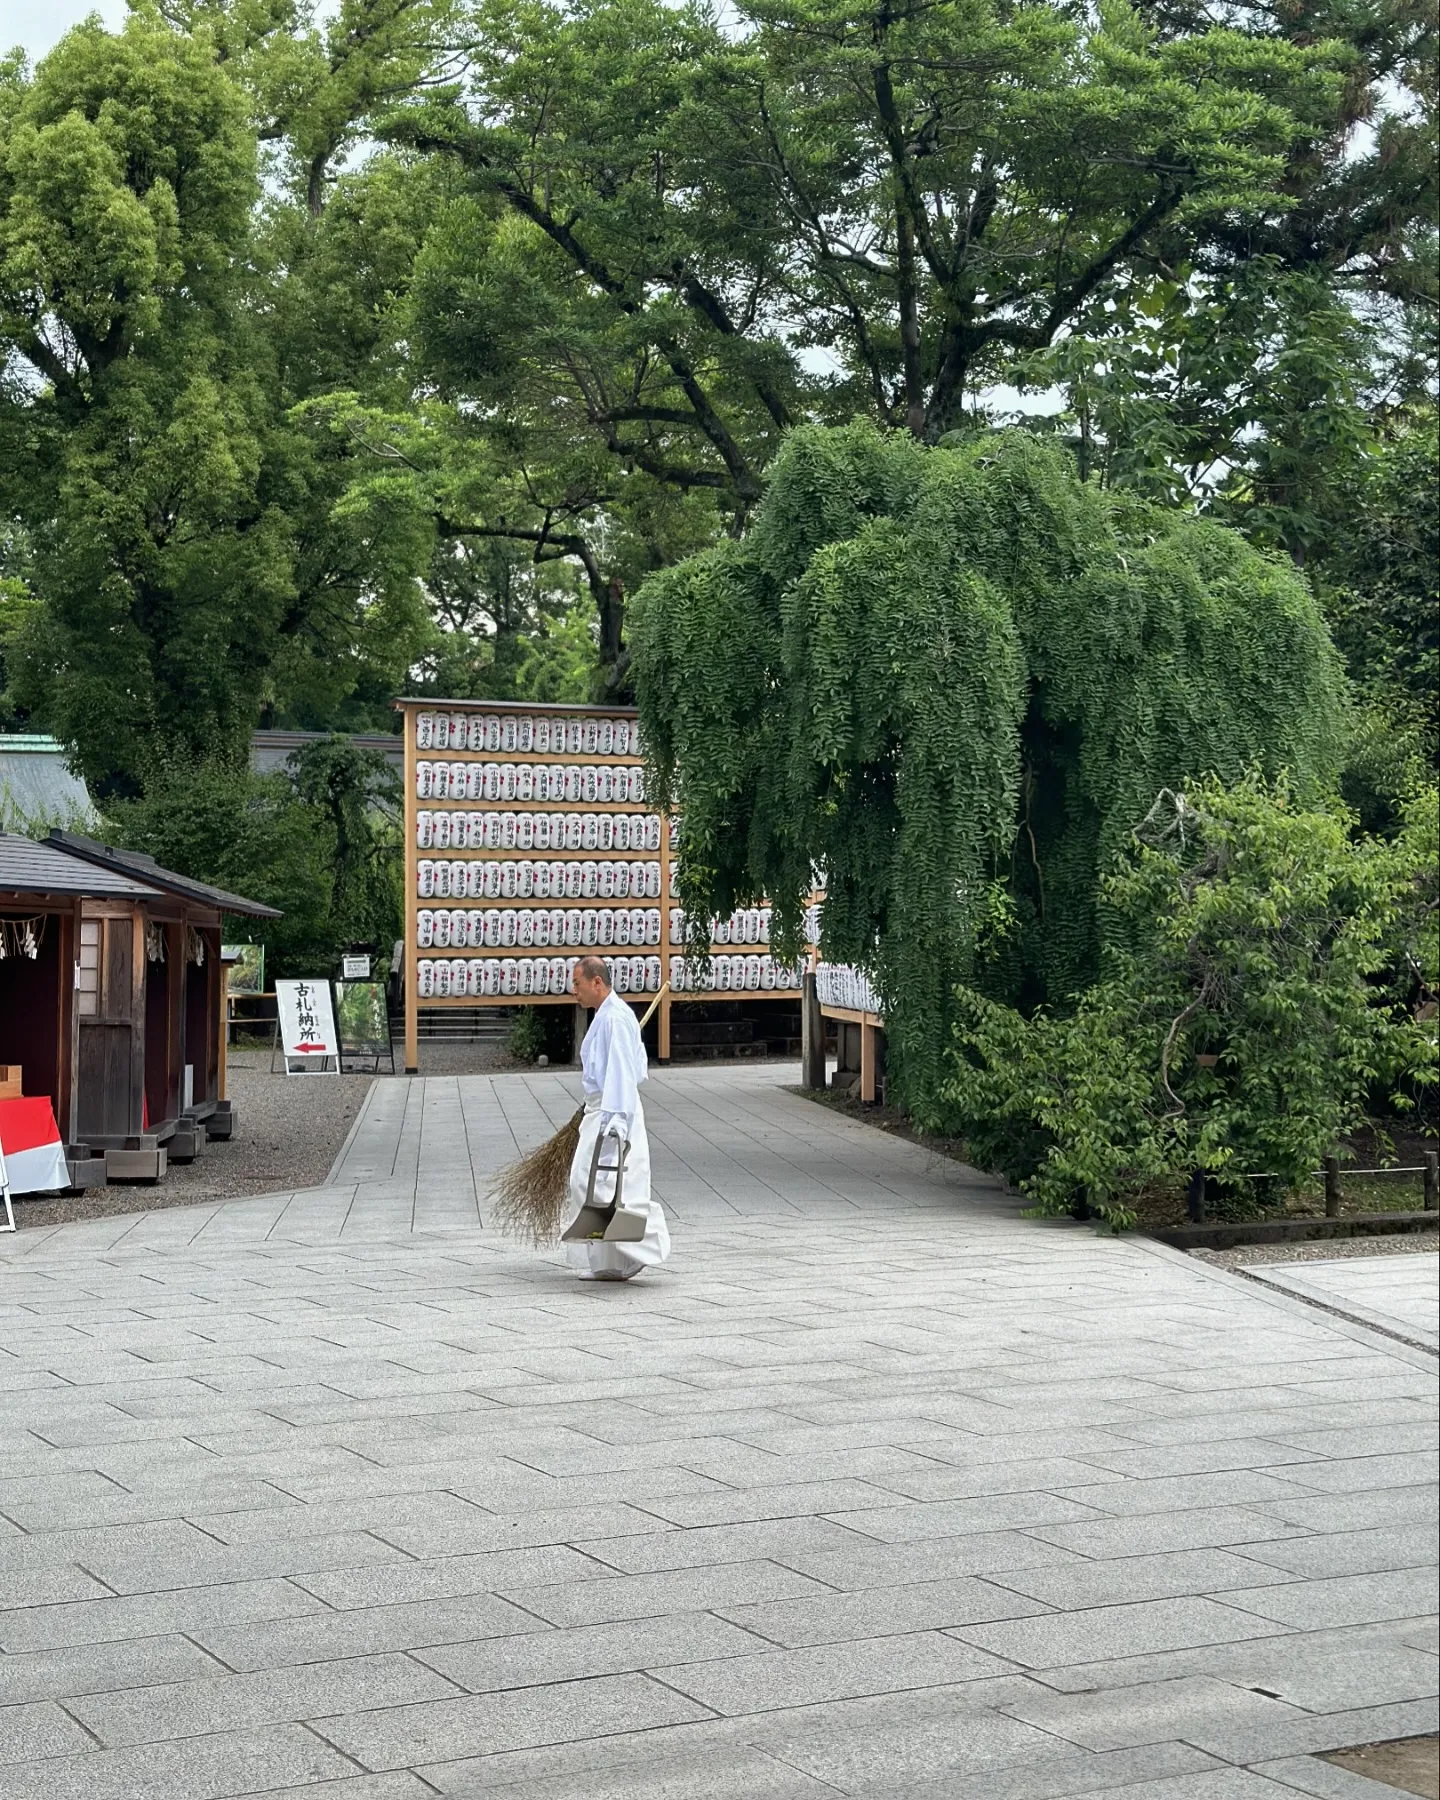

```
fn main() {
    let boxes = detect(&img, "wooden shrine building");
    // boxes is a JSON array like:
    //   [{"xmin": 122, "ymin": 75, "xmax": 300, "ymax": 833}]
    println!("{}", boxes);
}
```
[{"xmin": 0, "ymin": 831, "xmax": 278, "ymax": 1187}]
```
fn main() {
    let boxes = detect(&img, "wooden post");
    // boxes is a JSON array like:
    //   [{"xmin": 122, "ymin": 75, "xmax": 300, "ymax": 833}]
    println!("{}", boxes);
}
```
[
  {"xmin": 801, "ymin": 970, "xmax": 825, "ymax": 1089},
  {"xmin": 401, "ymin": 701, "xmax": 419, "ymax": 1074},
  {"xmin": 217, "ymin": 960, "xmax": 229, "ymax": 1103},
  {"xmin": 1186, "ymin": 1167, "xmax": 1206, "ymax": 1223},
  {"xmin": 859, "ymin": 1020, "xmax": 877, "ymax": 1104},
  {"xmin": 1424, "ymin": 1151, "xmax": 1438, "ymax": 1213},
  {"xmin": 1323, "ymin": 1155, "xmax": 1341, "ymax": 1218},
  {"xmin": 658, "ymin": 813, "xmax": 672, "ymax": 1062}
]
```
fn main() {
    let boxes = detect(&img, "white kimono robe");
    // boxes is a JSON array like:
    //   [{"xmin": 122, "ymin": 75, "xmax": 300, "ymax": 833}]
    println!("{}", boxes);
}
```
[{"xmin": 566, "ymin": 992, "xmax": 670, "ymax": 1279}]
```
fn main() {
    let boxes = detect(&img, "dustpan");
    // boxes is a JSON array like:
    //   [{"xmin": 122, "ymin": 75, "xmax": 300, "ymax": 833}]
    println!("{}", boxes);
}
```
[{"xmin": 561, "ymin": 1126, "xmax": 648, "ymax": 1242}]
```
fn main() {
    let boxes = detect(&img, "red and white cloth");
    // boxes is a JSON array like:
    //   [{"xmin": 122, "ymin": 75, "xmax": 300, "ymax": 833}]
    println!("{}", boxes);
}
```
[{"xmin": 0, "ymin": 1096, "xmax": 69, "ymax": 1196}]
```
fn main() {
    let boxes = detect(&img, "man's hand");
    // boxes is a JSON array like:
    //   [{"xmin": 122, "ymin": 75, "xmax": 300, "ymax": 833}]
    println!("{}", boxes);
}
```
[{"xmin": 600, "ymin": 1113, "xmax": 630, "ymax": 1143}]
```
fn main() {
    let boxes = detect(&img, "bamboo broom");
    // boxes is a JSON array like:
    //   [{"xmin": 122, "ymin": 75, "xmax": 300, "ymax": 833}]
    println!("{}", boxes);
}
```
[{"xmin": 490, "ymin": 985, "xmax": 670, "ymax": 1247}]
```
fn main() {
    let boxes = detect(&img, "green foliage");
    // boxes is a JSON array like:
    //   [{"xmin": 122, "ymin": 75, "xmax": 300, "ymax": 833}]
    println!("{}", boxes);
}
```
[
  {"xmin": 939, "ymin": 776, "xmax": 1439, "ymax": 1228},
  {"xmin": 633, "ymin": 424, "xmax": 1347, "ymax": 1116},
  {"xmin": 1319, "ymin": 409, "xmax": 1439, "ymax": 761},
  {"xmin": 102, "ymin": 737, "xmax": 402, "ymax": 979},
  {"xmin": 506, "ymin": 1006, "xmax": 547, "ymax": 1063}
]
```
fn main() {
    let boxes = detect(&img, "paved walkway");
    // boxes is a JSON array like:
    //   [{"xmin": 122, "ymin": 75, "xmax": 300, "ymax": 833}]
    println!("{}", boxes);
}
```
[
  {"xmin": 1246, "ymin": 1255, "xmax": 1439, "ymax": 1354},
  {"xmin": 1, "ymin": 1067, "xmax": 1436, "ymax": 1798}
]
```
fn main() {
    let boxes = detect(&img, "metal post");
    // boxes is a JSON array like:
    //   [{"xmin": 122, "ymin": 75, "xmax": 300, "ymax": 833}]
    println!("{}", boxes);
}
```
[
  {"xmin": 1186, "ymin": 1167, "xmax": 1206, "ymax": 1223},
  {"xmin": 1323, "ymin": 1155, "xmax": 1341, "ymax": 1218},
  {"xmin": 1424, "ymin": 1151, "xmax": 1438, "ymax": 1213}
]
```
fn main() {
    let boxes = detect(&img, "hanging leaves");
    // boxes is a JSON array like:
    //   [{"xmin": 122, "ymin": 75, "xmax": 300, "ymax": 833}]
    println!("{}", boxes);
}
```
[{"xmin": 632, "ymin": 424, "xmax": 1347, "ymax": 1118}]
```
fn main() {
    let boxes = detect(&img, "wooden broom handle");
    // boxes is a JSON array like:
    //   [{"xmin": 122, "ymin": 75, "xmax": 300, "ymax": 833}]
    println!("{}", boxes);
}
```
[{"xmin": 638, "ymin": 982, "xmax": 671, "ymax": 1028}]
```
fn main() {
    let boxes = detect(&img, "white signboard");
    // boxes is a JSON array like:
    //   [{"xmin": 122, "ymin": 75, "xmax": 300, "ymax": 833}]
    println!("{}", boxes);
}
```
[
  {"xmin": 275, "ymin": 978, "xmax": 340, "ymax": 1074},
  {"xmin": 342, "ymin": 953, "xmax": 371, "ymax": 980}
]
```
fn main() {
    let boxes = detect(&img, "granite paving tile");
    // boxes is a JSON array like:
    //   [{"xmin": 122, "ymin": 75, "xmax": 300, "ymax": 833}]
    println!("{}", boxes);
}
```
[{"xmin": 951, "ymin": 1597, "xmax": 1293, "ymax": 1668}]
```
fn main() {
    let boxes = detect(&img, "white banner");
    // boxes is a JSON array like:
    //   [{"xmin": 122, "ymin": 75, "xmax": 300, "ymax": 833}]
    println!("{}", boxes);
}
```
[{"xmin": 276, "ymin": 978, "xmax": 340, "ymax": 1071}]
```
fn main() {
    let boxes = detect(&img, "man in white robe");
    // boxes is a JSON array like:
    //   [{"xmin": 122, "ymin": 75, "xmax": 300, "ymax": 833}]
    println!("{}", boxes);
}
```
[{"xmin": 565, "ymin": 957, "xmax": 670, "ymax": 1280}]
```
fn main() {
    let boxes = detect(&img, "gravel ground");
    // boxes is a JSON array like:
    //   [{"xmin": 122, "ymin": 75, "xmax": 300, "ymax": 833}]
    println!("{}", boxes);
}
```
[
  {"xmin": 1192, "ymin": 1234, "xmax": 1440, "ymax": 1269},
  {"xmin": 13, "ymin": 1054, "xmax": 372, "ymax": 1230}
]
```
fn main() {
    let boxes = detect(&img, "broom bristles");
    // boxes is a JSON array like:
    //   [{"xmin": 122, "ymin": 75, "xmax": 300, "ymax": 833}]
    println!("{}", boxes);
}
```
[{"xmin": 489, "ymin": 1107, "xmax": 585, "ymax": 1247}]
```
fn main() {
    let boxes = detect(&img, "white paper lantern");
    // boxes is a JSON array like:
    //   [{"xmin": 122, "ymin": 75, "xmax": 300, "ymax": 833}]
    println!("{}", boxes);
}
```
[
  {"xmin": 418, "ymin": 860, "xmax": 435, "ymax": 898},
  {"xmin": 519, "ymin": 860, "xmax": 536, "ymax": 898},
  {"xmin": 464, "ymin": 764, "xmax": 483, "ymax": 801},
  {"xmin": 417, "ymin": 958, "xmax": 435, "ymax": 996},
  {"xmin": 550, "ymin": 955, "xmax": 568, "ymax": 991},
  {"xmin": 614, "ymin": 718, "xmax": 630, "ymax": 755},
  {"xmin": 597, "ymin": 861, "xmax": 615, "ymax": 900},
  {"xmin": 500, "ymin": 813, "xmax": 517, "ymax": 849},
  {"xmin": 714, "ymin": 914, "xmax": 730, "ymax": 945},
  {"xmin": 482, "ymin": 764, "xmax": 500, "ymax": 801},
  {"xmin": 645, "ymin": 955, "xmax": 661, "ymax": 991},
  {"xmin": 563, "ymin": 863, "xmax": 582, "ymax": 899},
  {"xmin": 500, "ymin": 958, "xmax": 518, "ymax": 995},
  {"xmin": 500, "ymin": 910, "xmax": 518, "ymax": 947},
  {"xmin": 581, "ymin": 910, "xmax": 598, "ymax": 946},
  {"xmin": 597, "ymin": 908, "xmax": 614, "ymax": 945},
  {"xmin": 613, "ymin": 909, "xmax": 630, "ymax": 946},
  {"xmin": 484, "ymin": 715, "xmax": 501, "ymax": 751},
  {"xmin": 598, "ymin": 718, "xmax": 614, "ymax": 755},
  {"xmin": 501, "ymin": 716, "xmax": 517, "ymax": 752},
  {"xmin": 416, "ymin": 810, "xmax": 434, "ymax": 848},
  {"xmin": 580, "ymin": 861, "xmax": 599, "ymax": 898},
  {"xmin": 669, "ymin": 907, "xmax": 683, "ymax": 944},
  {"xmin": 564, "ymin": 910, "xmax": 583, "ymax": 945},
  {"xmin": 483, "ymin": 909, "xmax": 501, "ymax": 947},
  {"xmin": 565, "ymin": 720, "xmax": 583, "ymax": 754},
  {"xmin": 466, "ymin": 958, "xmax": 483, "ymax": 995},
  {"xmin": 562, "ymin": 814, "xmax": 580, "ymax": 850},
  {"xmin": 518, "ymin": 909, "xmax": 535, "ymax": 947},
  {"xmin": 416, "ymin": 712, "xmax": 436, "ymax": 749},
  {"xmin": 516, "ymin": 765, "xmax": 534, "ymax": 802},
  {"xmin": 417, "ymin": 908, "xmax": 434, "ymax": 945},
  {"xmin": 611, "ymin": 862, "xmax": 628, "ymax": 900},
  {"xmin": 581, "ymin": 718, "xmax": 598, "ymax": 754},
  {"xmin": 535, "ymin": 717, "xmax": 552, "ymax": 753},
  {"xmin": 760, "ymin": 957, "xmax": 775, "ymax": 990},
  {"xmin": 496, "ymin": 763, "xmax": 514, "ymax": 802},
  {"xmin": 517, "ymin": 716, "xmax": 534, "ymax": 753},
  {"xmin": 645, "ymin": 909, "xmax": 661, "ymax": 945},
  {"xmin": 465, "ymin": 714, "xmax": 485, "ymax": 752},
  {"xmin": 563, "ymin": 766, "xmax": 581, "ymax": 803},
  {"xmin": 433, "ymin": 862, "xmax": 451, "ymax": 899},
  {"xmin": 433, "ymin": 714, "xmax": 451, "ymax": 752}
]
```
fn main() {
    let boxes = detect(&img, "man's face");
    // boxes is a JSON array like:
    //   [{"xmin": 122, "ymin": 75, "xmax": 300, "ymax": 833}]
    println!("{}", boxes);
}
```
[{"xmin": 572, "ymin": 968, "xmax": 609, "ymax": 1010}]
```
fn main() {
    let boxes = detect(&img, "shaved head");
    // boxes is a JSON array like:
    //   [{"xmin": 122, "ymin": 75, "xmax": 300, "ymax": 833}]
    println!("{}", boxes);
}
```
[{"xmin": 575, "ymin": 956, "xmax": 611, "ymax": 987}]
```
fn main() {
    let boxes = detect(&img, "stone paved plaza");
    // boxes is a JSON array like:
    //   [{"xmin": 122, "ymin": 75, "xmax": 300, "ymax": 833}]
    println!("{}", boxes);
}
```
[{"xmin": 1, "ymin": 1066, "xmax": 1436, "ymax": 1798}]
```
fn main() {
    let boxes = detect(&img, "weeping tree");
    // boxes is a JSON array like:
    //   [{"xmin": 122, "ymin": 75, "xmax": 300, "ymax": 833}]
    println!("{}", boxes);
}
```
[{"xmin": 631, "ymin": 424, "xmax": 1347, "ymax": 1120}]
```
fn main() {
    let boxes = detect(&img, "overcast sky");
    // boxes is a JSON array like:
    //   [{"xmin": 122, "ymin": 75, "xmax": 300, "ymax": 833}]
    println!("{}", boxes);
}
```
[{"xmin": 7, "ymin": 0, "xmax": 128, "ymax": 63}]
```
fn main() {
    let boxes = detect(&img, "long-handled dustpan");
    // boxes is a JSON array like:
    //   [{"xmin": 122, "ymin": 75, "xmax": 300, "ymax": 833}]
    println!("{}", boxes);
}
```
[{"xmin": 561, "ymin": 1126, "xmax": 647, "ymax": 1242}]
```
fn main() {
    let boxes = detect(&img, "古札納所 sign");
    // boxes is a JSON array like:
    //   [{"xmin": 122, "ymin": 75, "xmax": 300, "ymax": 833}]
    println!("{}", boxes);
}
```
[{"xmin": 276, "ymin": 978, "xmax": 339, "ymax": 1072}]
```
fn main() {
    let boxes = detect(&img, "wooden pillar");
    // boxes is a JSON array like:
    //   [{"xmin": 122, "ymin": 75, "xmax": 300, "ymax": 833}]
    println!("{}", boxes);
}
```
[
  {"xmin": 217, "ymin": 960, "xmax": 229, "ymax": 1102},
  {"xmin": 402, "ymin": 701, "xmax": 419, "ymax": 1073},
  {"xmin": 859, "ymin": 1019, "xmax": 877, "ymax": 1104},
  {"xmin": 801, "ymin": 970, "xmax": 825, "ymax": 1089},
  {"xmin": 657, "ymin": 812, "xmax": 672, "ymax": 1061}
]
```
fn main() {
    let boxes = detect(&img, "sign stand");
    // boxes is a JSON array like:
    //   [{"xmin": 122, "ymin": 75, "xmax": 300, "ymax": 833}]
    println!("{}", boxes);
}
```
[{"xmin": 274, "ymin": 978, "xmax": 342, "ymax": 1076}]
